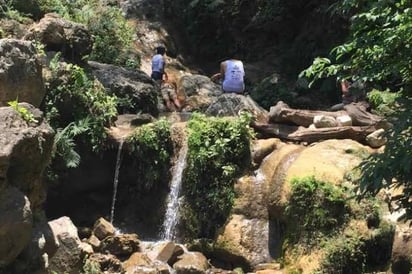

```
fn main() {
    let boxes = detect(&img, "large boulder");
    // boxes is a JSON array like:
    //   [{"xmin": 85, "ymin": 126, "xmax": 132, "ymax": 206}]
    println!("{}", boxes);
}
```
[
  {"xmin": 48, "ymin": 217, "xmax": 83, "ymax": 274},
  {"xmin": 177, "ymin": 74, "xmax": 222, "ymax": 112},
  {"xmin": 215, "ymin": 139, "xmax": 375, "ymax": 270},
  {"xmin": 215, "ymin": 142, "xmax": 301, "ymax": 269},
  {"xmin": 173, "ymin": 251, "xmax": 210, "ymax": 274},
  {"xmin": 0, "ymin": 103, "xmax": 54, "ymax": 209},
  {"xmin": 0, "ymin": 187, "xmax": 32, "ymax": 267},
  {"xmin": 0, "ymin": 39, "xmax": 45, "ymax": 107},
  {"xmin": 285, "ymin": 139, "xmax": 373, "ymax": 184},
  {"xmin": 0, "ymin": 103, "xmax": 54, "ymax": 268},
  {"xmin": 206, "ymin": 93, "xmax": 269, "ymax": 123},
  {"xmin": 99, "ymin": 234, "xmax": 140, "ymax": 258},
  {"xmin": 88, "ymin": 61, "xmax": 159, "ymax": 116},
  {"xmin": 25, "ymin": 13, "xmax": 93, "ymax": 62}
]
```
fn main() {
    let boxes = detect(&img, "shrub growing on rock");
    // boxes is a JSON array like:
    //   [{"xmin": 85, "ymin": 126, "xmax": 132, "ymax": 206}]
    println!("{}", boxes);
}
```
[
  {"xmin": 283, "ymin": 176, "xmax": 395, "ymax": 273},
  {"xmin": 179, "ymin": 113, "xmax": 253, "ymax": 240}
]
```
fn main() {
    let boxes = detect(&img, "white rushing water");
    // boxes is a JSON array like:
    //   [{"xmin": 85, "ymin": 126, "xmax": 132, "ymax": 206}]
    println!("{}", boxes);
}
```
[
  {"xmin": 160, "ymin": 142, "xmax": 188, "ymax": 240},
  {"xmin": 110, "ymin": 140, "xmax": 124, "ymax": 224}
]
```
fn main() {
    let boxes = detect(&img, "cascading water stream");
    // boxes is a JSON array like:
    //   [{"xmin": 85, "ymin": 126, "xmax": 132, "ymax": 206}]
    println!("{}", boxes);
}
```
[
  {"xmin": 110, "ymin": 139, "xmax": 124, "ymax": 224},
  {"xmin": 160, "ymin": 142, "xmax": 188, "ymax": 241}
]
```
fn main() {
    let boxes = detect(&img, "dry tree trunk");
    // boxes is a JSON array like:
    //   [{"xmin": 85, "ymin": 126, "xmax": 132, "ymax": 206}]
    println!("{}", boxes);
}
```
[{"xmin": 268, "ymin": 101, "xmax": 383, "ymax": 127}]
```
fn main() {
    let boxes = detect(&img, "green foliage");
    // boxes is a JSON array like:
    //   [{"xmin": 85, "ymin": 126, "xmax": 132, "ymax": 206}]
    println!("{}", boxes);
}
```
[
  {"xmin": 284, "ymin": 176, "xmax": 347, "ymax": 246},
  {"xmin": 0, "ymin": 0, "xmax": 31, "ymax": 22},
  {"xmin": 82, "ymin": 256, "xmax": 101, "ymax": 274},
  {"xmin": 181, "ymin": 113, "xmax": 252, "ymax": 238},
  {"xmin": 319, "ymin": 220, "xmax": 394, "ymax": 274},
  {"xmin": 301, "ymin": 0, "xmax": 412, "ymax": 87},
  {"xmin": 38, "ymin": 0, "xmax": 138, "ymax": 67},
  {"xmin": 299, "ymin": 0, "xmax": 412, "ymax": 221},
  {"xmin": 8, "ymin": 99, "xmax": 38, "ymax": 124},
  {"xmin": 320, "ymin": 229, "xmax": 366, "ymax": 274},
  {"xmin": 250, "ymin": 75, "xmax": 294, "ymax": 110},
  {"xmin": 358, "ymin": 93, "xmax": 412, "ymax": 221},
  {"xmin": 364, "ymin": 221, "xmax": 395, "ymax": 269},
  {"xmin": 283, "ymin": 176, "xmax": 394, "ymax": 273},
  {"xmin": 126, "ymin": 119, "xmax": 173, "ymax": 190},
  {"xmin": 53, "ymin": 120, "xmax": 90, "ymax": 168},
  {"xmin": 367, "ymin": 89, "xmax": 399, "ymax": 116},
  {"xmin": 44, "ymin": 54, "xmax": 118, "ymax": 151},
  {"xmin": 83, "ymin": 4, "xmax": 136, "ymax": 66}
]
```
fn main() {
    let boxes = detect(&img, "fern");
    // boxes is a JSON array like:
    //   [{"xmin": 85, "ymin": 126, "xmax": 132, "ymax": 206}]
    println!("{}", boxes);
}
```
[{"xmin": 53, "ymin": 119, "xmax": 90, "ymax": 168}]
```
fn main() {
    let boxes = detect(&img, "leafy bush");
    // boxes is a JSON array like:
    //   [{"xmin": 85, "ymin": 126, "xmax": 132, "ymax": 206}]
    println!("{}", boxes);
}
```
[
  {"xmin": 52, "ymin": 120, "xmax": 90, "ymax": 169},
  {"xmin": 358, "ymin": 94, "xmax": 412, "ymax": 221},
  {"xmin": 180, "ymin": 113, "xmax": 252, "ymax": 239},
  {"xmin": 299, "ymin": 0, "xmax": 412, "ymax": 222},
  {"xmin": 367, "ymin": 89, "xmax": 399, "ymax": 116},
  {"xmin": 284, "ymin": 176, "xmax": 347, "ymax": 247},
  {"xmin": 319, "ymin": 220, "xmax": 394, "ymax": 274},
  {"xmin": 43, "ymin": 54, "xmax": 118, "ymax": 151},
  {"xmin": 126, "ymin": 119, "xmax": 173, "ymax": 190},
  {"xmin": 38, "ymin": 0, "xmax": 138, "ymax": 67},
  {"xmin": 320, "ymin": 229, "xmax": 366, "ymax": 274},
  {"xmin": 82, "ymin": 256, "xmax": 101, "ymax": 274},
  {"xmin": 283, "ymin": 176, "xmax": 394, "ymax": 273},
  {"xmin": 0, "ymin": 0, "xmax": 33, "ymax": 22}
]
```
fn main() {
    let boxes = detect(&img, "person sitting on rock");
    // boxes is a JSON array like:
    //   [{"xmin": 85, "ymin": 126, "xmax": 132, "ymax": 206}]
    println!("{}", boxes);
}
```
[
  {"xmin": 211, "ymin": 57, "xmax": 245, "ymax": 94},
  {"xmin": 160, "ymin": 80, "xmax": 183, "ymax": 112},
  {"xmin": 330, "ymin": 78, "xmax": 365, "ymax": 111}
]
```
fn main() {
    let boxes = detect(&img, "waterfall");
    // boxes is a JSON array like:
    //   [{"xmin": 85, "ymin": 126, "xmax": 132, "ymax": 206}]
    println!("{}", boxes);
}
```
[
  {"xmin": 160, "ymin": 142, "xmax": 188, "ymax": 241},
  {"xmin": 110, "ymin": 139, "xmax": 124, "ymax": 224}
]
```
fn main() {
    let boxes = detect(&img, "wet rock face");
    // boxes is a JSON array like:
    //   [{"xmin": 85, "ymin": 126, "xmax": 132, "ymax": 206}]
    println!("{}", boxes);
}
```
[{"xmin": 0, "ymin": 39, "xmax": 45, "ymax": 107}]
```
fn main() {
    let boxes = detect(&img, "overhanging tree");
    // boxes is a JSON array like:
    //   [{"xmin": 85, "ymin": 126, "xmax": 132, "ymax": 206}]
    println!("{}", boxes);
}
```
[{"xmin": 300, "ymin": 0, "xmax": 412, "ymax": 221}]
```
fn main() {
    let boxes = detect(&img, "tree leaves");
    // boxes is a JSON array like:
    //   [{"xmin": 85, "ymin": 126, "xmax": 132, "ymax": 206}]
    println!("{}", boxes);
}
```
[{"xmin": 300, "ymin": 0, "xmax": 412, "ymax": 221}]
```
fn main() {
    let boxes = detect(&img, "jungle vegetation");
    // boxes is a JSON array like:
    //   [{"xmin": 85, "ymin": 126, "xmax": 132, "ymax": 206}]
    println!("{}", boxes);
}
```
[{"xmin": 301, "ymin": 0, "xmax": 412, "ymax": 221}]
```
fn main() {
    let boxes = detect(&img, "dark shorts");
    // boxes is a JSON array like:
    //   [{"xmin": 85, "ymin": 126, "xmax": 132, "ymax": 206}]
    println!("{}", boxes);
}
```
[{"xmin": 151, "ymin": 71, "xmax": 163, "ymax": 81}]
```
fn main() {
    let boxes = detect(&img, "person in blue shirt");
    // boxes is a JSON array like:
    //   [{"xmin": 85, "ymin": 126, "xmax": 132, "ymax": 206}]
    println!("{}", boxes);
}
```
[{"xmin": 151, "ymin": 46, "xmax": 168, "ymax": 83}]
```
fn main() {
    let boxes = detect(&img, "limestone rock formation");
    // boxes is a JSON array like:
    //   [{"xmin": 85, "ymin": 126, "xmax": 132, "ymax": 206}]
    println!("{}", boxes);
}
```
[
  {"xmin": 48, "ymin": 216, "xmax": 83, "ymax": 274},
  {"xmin": 25, "ymin": 13, "xmax": 93, "ymax": 63},
  {"xmin": 0, "ymin": 39, "xmax": 45, "ymax": 107},
  {"xmin": 88, "ymin": 60, "xmax": 159, "ymax": 116},
  {"xmin": 206, "ymin": 93, "xmax": 269, "ymax": 123},
  {"xmin": 0, "ymin": 103, "xmax": 54, "ymax": 209},
  {"xmin": 177, "ymin": 74, "xmax": 222, "ymax": 112},
  {"xmin": 0, "ymin": 187, "xmax": 32, "ymax": 268},
  {"xmin": 0, "ymin": 103, "xmax": 54, "ymax": 268}
]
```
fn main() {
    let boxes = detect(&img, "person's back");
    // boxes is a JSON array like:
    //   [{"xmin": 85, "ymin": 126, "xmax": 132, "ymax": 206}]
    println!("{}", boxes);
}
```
[
  {"xmin": 152, "ymin": 54, "xmax": 164, "ymax": 73},
  {"xmin": 222, "ymin": 59, "xmax": 245, "ymax": 93},
  {"xmin": 151, "ymin": 46, "xmax": 167, "ymax": 82}
]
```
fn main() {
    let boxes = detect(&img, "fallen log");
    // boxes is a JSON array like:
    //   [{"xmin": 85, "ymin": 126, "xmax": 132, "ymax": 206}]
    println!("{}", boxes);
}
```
[
  {"xmin": 343, "ymin": 103, "xmax": 385, "ymax": 127},
  {"xmin": 269, "ymin": 101, "xmax": 385, "ymax": 127},
  {"xmin": 269, "ymin": 101, "xmax": 346, "ymax": 127},
  {"xmin": 251, "ymin": 122, "xmax": 379, "ymax": 144}
]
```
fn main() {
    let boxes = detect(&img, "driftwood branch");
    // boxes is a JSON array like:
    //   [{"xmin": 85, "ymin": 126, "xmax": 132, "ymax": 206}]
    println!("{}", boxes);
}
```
[
  {"xmin": 269, "ymin": 101, "xmax": 346, "ymax": 127},
  {"xmin": 269, "ymin": 101, "xmax": 384, "ymax": 127},
  {"xmin": 251, "ymin": 122, "xmax": 379, "ymax": 144}
]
